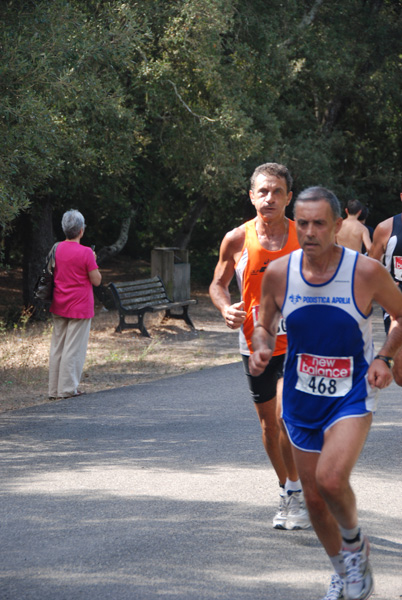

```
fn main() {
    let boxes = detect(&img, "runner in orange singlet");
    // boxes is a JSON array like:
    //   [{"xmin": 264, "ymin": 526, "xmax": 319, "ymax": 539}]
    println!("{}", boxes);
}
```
[
  {"xmin": 237, "ymin": 217, "xmax": 299, "ymax": 356},
  {"xmin": 210, "ymin": 162, "xmax": 309, "ymax": 530}
]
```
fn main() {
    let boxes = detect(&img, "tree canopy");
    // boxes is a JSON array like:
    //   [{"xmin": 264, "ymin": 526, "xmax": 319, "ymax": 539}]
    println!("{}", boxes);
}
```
[{"xmin": 1, "ymin": 0, "xmax": 402, "ymax": 293}]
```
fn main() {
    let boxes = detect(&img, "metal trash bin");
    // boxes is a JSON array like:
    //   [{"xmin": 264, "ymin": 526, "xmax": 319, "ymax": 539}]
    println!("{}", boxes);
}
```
[{"xmin": 151, "ymin": 248, "xmax": 191, "ymax": 302}]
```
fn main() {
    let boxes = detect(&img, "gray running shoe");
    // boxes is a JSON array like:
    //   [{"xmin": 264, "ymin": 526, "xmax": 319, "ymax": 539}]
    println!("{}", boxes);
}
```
[
  {"xmin": 272, "ymin": 492, "xmax": 287, "ymax": 529},
  {"xmin": 343, "ymin": 537, "xmax": 374, "ymax": 600},
  {"xmin": 285, "ymin": 490, "xmax": 310, "ymax": 530},
  {"xmin": 321, "ymin": 574, "xmax": 344, "ymax": 600}
]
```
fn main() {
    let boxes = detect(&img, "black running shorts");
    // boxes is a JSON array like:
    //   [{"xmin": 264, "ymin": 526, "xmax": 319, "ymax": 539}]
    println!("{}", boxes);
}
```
[{"xmin": 241, "ymin": 353, "xmax": 285, "ymax": 404}]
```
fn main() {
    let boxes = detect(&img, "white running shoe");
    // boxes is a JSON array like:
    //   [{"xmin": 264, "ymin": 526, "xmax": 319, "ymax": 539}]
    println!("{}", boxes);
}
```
[
  {"xmin": 343, "ymin": 537, "xmax": 374, "ymax": 600},
  {"xmin": 272, "ymin": 492, "xmax": 288, "ymax": 529},
  {"xmin": 321, "ymin": 574, "xmax": 344, "ymax": 600},
  {"xmin": 285, "ymin": 490, "xmax": 310, "ymax": 530}
]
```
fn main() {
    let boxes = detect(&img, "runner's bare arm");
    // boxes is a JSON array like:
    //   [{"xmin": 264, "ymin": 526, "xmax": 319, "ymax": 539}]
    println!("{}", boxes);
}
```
[
  {"xmin": 362, "ymin": 227, "xmax": 372, "ymax": 254},
  {"xmin": 371, "ymin": 270, "xmax": 402, "ymax": 388},
  {"xmin": 355, "ymin": 256, "xmax": 402, "ymax": 388},
  {"xmin": 249, "ymin": 258, "xmax": 288, "ymax": 375},
  {"xmin": 368, "ymin": 219, "xmax": 392, "ymax": 261},
  {"xmin": 209, "ymin": 226, "xmax": 247, "ymax": 329}
]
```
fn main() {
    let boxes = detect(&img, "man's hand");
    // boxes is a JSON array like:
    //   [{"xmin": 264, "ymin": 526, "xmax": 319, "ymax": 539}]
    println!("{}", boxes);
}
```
[
  {"xmin": 249, "ymin": 348, "xmax": 273, "ymax": 376},
  {"xmin": 223, "ymin": 301, "xmax": 246, "ymax": 330},
  {"xmin": 368, "ymin": 359, "xmax": 394, "ymax": 389}
]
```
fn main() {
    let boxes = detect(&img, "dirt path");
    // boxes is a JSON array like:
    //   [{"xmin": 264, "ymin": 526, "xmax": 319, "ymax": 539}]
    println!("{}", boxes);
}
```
[
  {"xmin": 0, "ymin": 286, "xmax": 241, "ymax": 414},
  {"xmin": 0, "ymin": 257, "xmax": 388, "ymax": 414}
]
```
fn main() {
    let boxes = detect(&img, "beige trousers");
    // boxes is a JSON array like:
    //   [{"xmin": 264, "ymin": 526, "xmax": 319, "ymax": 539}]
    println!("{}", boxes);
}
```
[{"xmin": 48, "ymin": 316, "xmax": 91, "ymax": 398}]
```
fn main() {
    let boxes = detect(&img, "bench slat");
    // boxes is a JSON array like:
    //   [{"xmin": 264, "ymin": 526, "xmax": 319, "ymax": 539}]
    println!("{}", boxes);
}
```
[
  {"xmin": 113, "ymin": 277, "xmax": 162, "ymax": 290},
  {"xmin": 123, "ymin": 298, "xmax": 168, "ymax": 312},
  {"xmin": 114, "ymin": 281, "xmax": 164, "ymax": 293},
  {"xmin": 118, "ymin": 289, "xmax": 166, "ymax": 302},
  {"xmin": 114, "ymin": 287, "xmax": 164, "ymax": 298}
]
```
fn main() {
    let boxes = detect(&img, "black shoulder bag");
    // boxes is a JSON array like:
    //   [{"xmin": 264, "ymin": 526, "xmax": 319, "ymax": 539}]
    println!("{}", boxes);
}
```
[{"xmin": 33, "ymin": 243, "xmax": 60, "ymax": 303}]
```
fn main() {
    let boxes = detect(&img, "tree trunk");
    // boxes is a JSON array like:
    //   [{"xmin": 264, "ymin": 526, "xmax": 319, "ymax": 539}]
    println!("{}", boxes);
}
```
[
  {"xmin": 173, "ymin": 196, "xmax": 208, "ymax": 250},
  {"xmin": 322, "ymin": 97, "xmax": 345, "ymax": 135},
  {"xmin": 93, "ymin": 210, "xmax": 136, "ymax": 309},
  {"xmin": 22, "ymin": 199, "xmax": 55, "ymax": 310},
  {"xmin": 96, "ymin": 210, "xmax": 136, "ymax": 266}
]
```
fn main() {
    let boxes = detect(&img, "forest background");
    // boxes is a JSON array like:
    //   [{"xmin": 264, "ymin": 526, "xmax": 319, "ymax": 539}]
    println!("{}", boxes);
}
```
[
  {"xmin": 0, "ymin": 0, "xmax": 401, "ymax": 411},
  {"xmin": 1, "ymin": 0, "xmax": 402, "ymax": 303}
]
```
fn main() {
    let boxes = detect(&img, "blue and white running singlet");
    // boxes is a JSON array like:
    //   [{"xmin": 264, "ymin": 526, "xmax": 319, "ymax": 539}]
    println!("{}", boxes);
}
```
[{"xmin": 281, "ymin": 247, "xmax": 377, "ymax": 432}]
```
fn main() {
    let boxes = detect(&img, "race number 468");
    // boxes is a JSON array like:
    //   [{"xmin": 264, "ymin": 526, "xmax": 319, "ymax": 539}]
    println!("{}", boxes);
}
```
[{"xmin": 296, "ymin": 353, "xmax": 353, "ymax": 397}]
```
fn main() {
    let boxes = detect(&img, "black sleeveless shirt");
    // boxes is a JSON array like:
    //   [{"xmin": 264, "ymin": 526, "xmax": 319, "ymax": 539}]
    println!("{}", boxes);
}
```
[{"xmin": 384, "ymin": 213, "xmax": 402, "ymax": 284}]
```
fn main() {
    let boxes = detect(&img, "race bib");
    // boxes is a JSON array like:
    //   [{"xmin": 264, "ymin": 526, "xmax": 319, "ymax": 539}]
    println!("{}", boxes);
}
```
[
  {"xmin": 252, "ymin": 305, "xmax": 286, "ymax": 336},
  {"xmin": 252, "ymin": 304, "xmax": 260, "ymax": 326},
  {"xmin": 277, "ymin": 317, "xmax": 287, "ymax": 336},
  {"xmin": 393, "ymin": 256, "xmax": 402, "ymax": 281},
  {"xmin": 296, "ymin": 353, "xmax": 353, "ymax": 397}
]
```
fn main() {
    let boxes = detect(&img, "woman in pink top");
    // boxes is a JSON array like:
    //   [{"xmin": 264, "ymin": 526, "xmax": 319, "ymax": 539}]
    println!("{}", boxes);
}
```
[{"xmin": 48, "ymin": 209, "xmax": 102, "ymax": 399}]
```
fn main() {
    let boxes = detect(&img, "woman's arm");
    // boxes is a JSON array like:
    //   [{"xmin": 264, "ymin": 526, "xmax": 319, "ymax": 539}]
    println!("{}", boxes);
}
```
[{"xmin": 89, "ymin": 269, "xmax": 102, "ymax": 287}]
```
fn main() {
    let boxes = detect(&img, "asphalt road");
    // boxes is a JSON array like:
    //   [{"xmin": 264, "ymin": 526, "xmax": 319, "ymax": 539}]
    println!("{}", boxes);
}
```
[{"xmin": 0, "ymin": 357, "xmax": 401, "ymax": 598}]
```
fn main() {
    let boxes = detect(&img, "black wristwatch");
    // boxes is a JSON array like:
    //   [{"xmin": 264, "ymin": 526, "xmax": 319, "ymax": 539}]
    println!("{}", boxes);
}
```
[{"xmin": 374, "ymin": 355, "xmax": 394, "ymax": 369}]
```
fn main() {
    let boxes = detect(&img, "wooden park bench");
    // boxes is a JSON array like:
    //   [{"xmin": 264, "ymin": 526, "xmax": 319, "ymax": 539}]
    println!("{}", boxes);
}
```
[{"xmin": 107, "ymin": 276, "xmax": 197, "ymax": 337}]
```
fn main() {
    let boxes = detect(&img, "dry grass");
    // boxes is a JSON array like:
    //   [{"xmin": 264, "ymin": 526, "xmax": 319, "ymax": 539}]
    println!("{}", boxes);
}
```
[
  {"xmin": 0, "ymin": 290, "xmax": 241, "ymax": 414},
  {"xmin": 0, "ymin": 255, "xmax": 389, "ymax": 415},
  {"xmin": 0, "ymin": 255, "xmax": 389, "ymax": 416}
]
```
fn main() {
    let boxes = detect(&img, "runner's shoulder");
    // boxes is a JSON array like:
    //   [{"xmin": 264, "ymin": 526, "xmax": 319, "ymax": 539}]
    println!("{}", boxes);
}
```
[
  {"xmin": 356, "ymin": 252, "xmax": 390, "ymax": 280},
  {"xmin": 222, "ymin": 223, "xmax": 246, "ymax": 254},
  {"xmin": 265, "ymin": 254, "xmax": 291, "ymax": 277},
  {"xmin": 373, "ymin": 217, "xmax": 393, "ymax": 239}
]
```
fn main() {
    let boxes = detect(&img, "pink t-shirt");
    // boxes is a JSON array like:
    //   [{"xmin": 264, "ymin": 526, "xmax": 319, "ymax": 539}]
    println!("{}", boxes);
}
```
[{"xmin": 50, "ymin": 241, "xmax": 99, "ymax": 319}]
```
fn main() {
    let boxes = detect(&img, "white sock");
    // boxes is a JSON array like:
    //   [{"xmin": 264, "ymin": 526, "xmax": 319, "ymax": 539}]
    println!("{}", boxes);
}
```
[
  {"xmin": 285, "ymin": 478, "xmax": 302, "ymax": 494},
  {"xmin": 329, "ymin": 552, "xmax": 346, "ymax": 578}
]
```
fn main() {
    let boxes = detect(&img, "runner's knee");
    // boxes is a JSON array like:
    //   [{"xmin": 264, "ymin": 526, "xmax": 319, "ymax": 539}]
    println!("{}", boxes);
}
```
[
  {"xmin": 260, "ymin": 417, "xmax": 280, "ymax": 441},
  {"xmin": 302, "ymin": 485, "xmax": 325, "ymax": 518},
  {"xmin": 316, "ymin": 468, "xmax": 347, "ymax": 501}
]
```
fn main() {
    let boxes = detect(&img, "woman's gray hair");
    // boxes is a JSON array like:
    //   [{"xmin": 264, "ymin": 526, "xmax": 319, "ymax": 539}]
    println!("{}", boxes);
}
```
[{"xmin": 61, "ymin": 209, "xmax": 85, "ymax": 239}]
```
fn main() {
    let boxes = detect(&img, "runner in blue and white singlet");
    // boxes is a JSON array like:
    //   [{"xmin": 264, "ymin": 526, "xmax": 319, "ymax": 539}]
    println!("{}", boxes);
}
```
[
  {"xmin": 281, "ymin": 247, "xmax": 377, "ymax": 451},
  {"xmin": 250, "ymin": 186, "xmax": 402, "ymax": 600}
]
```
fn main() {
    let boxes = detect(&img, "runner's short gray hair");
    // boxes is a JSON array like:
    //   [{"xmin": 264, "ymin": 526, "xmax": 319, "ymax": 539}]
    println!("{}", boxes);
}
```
[{"xmin": 294, "ymin": 186, "xmax": 341, "ymax": 220}]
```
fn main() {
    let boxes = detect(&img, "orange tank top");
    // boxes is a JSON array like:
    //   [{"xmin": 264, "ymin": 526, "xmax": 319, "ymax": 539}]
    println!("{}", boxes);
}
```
[{"xmin": 234, "ymin": 218, "xmax": 299, "ymax": 356}]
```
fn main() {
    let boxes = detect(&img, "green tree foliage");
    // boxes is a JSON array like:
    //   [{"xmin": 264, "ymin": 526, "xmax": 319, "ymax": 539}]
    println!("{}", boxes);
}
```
[
  {"xmin": 1, "ymin": 1, "xmax": 150, "ymax": 300},
  {"xmin": 271, "ymin": 0, "xmax": 402, "ymax": 219},
  {"xmin": 125, "ymin": 0, "xmax": 264, "ymax": 248},
  {"xmin": 1, "ymin": 0, "xmax": 402, "ymax": 297}
]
